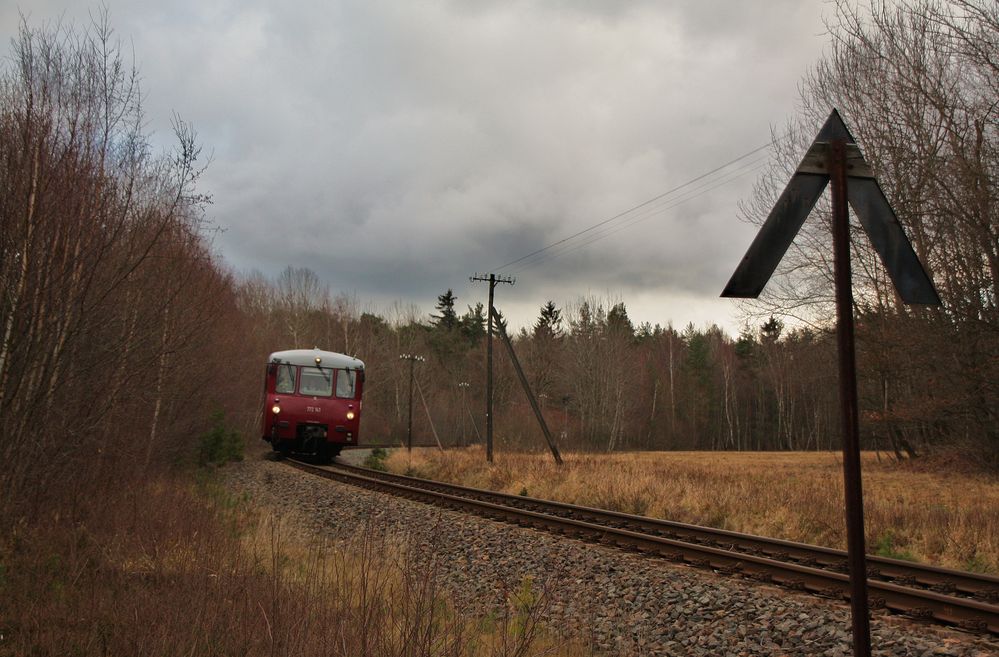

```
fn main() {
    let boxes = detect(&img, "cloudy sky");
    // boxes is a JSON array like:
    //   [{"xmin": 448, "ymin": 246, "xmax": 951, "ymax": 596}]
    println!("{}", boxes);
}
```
[{"xmin": 3, "ymin": 1, "xmax": 831, "ymax": 334}]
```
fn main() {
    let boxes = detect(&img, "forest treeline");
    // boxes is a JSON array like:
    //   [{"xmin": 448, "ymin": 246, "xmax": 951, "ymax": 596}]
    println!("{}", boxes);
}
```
[
  {"xmin": 237, "ymin": 273, "xmax": 980, "ymax": 461},
  {"xmin": 1, "ymin": 0, "xmax": 997, "ymax": 524},
  {"xmin": 238, "ymin": 0, "xmax": 998, "ymax": 465}
]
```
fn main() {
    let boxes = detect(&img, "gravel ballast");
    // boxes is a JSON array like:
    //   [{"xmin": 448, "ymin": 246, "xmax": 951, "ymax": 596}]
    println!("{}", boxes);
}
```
[{"xmin": 224, "ymin": 454, "xmax": 998, "ymax": 657}]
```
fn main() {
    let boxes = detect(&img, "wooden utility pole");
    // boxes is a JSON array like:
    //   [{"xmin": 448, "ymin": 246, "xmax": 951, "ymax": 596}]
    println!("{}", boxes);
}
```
[
  {"xmin": 470, "ymin": 273, "xmax": 514, "ymax": 463},
  {"xmin": 458, "ymin": 381, "xmax": 469, "ymax": 447},
  {"xmin": 399, "ymin": 354, "xmax": 425, "ymax": 452}
]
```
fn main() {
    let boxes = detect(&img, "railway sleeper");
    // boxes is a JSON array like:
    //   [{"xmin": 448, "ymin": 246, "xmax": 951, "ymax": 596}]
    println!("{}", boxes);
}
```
[
  {"xmin": 715, "ymin": 563, "xmax": 741, "ymax": 576},
  {"xmin": 907, "ymin": 606, "xmax": 935, "ymax": 620},
  {"xmin": 930, "ymin": 581, "xmax": 957, "ymax": 595},
  {"xmin": 783, "ymin": 578, "xmax": 806, "ymax": 591},
  {"xmin": 958, "ymin": 618, "xmax": 988, "ymax": 632}
]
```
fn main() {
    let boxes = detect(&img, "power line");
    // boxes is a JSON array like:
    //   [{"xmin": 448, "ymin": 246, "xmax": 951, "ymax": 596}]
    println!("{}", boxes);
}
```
[
  {"xmin": 490, "ymin": 141, "xmax": 774, "ymax": 273},
  {"xmin": 497, "ymin": 146, "xmax": 771, "ymax": 273},
  {"xmin": 504, "ymin": 153, "xmax": 771, "ymax": 275},
  {"xmin": 505, "ymin": 154, "xmax": 769, "ymax": 274}
]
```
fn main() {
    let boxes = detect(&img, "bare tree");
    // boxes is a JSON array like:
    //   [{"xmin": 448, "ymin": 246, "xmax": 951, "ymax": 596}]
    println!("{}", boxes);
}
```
[
  {"xmin": 739, "ymin": 0, "xmax": 998, "ymax": 461},
  {"xmin": 0, "ymin": 12, "xmax": 236, "ymax": 509}
]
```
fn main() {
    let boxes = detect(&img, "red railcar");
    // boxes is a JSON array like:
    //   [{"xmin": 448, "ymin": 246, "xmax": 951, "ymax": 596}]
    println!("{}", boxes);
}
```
[{"xmin": 262, "ymin": 348, "xmax": 365, "ymax": 462}]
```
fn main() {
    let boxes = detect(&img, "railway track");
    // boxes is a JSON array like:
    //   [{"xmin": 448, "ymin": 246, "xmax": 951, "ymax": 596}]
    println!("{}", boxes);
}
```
[{"xmin": 284, "ymin": 457, "xmax": 999, "ymax": 634}]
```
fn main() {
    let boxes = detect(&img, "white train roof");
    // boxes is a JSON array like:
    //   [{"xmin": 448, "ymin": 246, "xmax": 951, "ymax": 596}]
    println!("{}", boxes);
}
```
[{"xmin": 268, "ymin": 348, "xmax": 364, "ymax": 370}]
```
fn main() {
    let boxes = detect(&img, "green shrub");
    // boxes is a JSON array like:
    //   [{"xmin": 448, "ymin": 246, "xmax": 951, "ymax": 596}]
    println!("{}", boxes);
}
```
[
  {"xmin": 873, "ymin": 531, "xmax": 916, "ymax": 562},
  {"xmin": 964, "ymin": 554, "xmax": 990, "ymax": 573},
  {"xmin": 198, "ymin": 410, "xmax": 244, "ymax": 467},
  {"xmin": 363, "ymin": 447, "xmax": 388, "ymax": 471}
]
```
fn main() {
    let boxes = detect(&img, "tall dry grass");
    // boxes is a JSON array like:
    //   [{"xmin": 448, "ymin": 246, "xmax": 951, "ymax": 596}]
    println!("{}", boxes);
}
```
[
  {"xmin": 0, "ymin": 470, "xmax": 588, "ymax": 657},
  {"xmin": 386, "ymin": 448, "xmax": 999, "ymax": 574}
]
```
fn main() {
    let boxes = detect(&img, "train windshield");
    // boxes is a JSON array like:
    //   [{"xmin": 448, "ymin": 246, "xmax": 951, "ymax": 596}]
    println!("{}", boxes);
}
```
[
  {"xmin": 336, "ymin": 369, "xmax": 357, "ymax": 399},
  {"xmin": 299, "ymin": 367, "xmax": 334, "ymax": 397},
  {"xmin": 275, "ymin": 364, "xmax": 296, "ymax": 394}
]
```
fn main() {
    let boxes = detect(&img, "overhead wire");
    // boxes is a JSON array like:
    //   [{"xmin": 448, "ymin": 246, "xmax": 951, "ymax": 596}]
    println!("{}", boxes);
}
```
[
  {"xmin": 503, "ymin": 153, "xmax": 771, "ymax": 275},
  {"xmin": 503, "ymin": 154, "xmax": 770, "ymax": 273},
  {"xmin": 490, "ymin": 141, "xmax": 775, "ymax": 274}
]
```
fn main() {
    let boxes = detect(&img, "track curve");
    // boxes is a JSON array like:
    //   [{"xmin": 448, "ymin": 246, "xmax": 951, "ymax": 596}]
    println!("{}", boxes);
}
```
[{"xmin": 284, "ymin": 457, "xmax": 999, "ymax": 634}]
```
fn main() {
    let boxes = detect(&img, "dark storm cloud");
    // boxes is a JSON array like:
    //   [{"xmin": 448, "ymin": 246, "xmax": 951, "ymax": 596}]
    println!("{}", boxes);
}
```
[{"xmin": 1, "ymin": 0, "xmax": 829, "ymax": 332}]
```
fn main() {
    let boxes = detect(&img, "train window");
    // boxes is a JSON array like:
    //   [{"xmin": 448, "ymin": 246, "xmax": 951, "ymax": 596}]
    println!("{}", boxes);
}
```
[
  {"xmin": 275, "ymin": 364, "xmax": 296, "ymax": 394},
  {"xmin": 336, "ymin": 369, "xmax": 357, "ymax": 399},
  {"xmin": 299, "ymin": 367, "xmax": 333, "ymax": 397}
]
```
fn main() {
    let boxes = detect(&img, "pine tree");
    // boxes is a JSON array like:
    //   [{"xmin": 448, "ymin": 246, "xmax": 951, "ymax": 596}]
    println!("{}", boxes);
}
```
[
  {"xmin": 761, "ymin": 315, "xmax": 784, "ymax": 344},
  {"xmin": 492, "ymin": 308, "xmax": 509, "ymax": 334},
  {"xmin": 431, "ymin": 289, "xmax": 459, "ymax": 330},
  {"xmin": 606, "ymin": 302, "xmax": 634, "ymax": 337},
  {"xmin": 460, "ymin": 303, "xmax": 486, "ymax": 343},
  {"xmin": 533, "ymin": 301, "xmax": 563, "ymax": 340}
]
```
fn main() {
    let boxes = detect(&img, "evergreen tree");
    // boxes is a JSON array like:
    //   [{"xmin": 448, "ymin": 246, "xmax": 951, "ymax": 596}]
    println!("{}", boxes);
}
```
[
  {"xmin": 606, "ymin": 302, "xmax": 634, "ymax": 337},
  {"xmin": 570, "ymin": 301, "xmax": 597, "ymax": 338},
  {"xmin": 735, "ymin": 327, "xmax": 756, "ymax": 359},
  {"xmin": 636, "ymin": 321, "xmax": 654, "ymax": 342},
  {"xmin": 359, "ymin": 312, "xmax": 388, "ymax": 334},
  {"xmin": 492, "ymin": 307, "xmax": 509, "ymax": 334},
  {"xmin": 460, "ymin": 303, "xmax": 486, "ymax": 343},
  {"xmin": 533, "ymin": 301, "xmax": 564, "ymax": 340},
  {"xmin": 431, "ymin": 289, "xmax": 459, "ymax": 330},
  {"xmin": 761, "ymin": 315, "xmax": 784, "ymax": 344}
]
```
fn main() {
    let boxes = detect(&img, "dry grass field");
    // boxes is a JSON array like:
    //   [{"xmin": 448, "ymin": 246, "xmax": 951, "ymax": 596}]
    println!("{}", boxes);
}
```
[
  {"xmin": 0, "ymin": 463, "xmax": 588, "ymax": 657},
  {"xmin": 384, "ymin": 447, "xmax": 999, "ymax": 574}
]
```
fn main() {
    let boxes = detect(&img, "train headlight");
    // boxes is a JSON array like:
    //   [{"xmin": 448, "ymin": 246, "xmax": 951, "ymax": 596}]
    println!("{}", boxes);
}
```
[
  {"xmin": 346, "ymin": 411, "xmax": 355, "ymax": 420},
  {"xmin": 271, "ymin": 405, "xmax": 281, "ymax": 414}
]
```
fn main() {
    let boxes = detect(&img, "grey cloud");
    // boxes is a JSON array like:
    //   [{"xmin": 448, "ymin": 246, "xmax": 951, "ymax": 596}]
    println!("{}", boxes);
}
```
[{"xmin": 2, "ymin": 0, "xmax": 830, "ymax": 334}]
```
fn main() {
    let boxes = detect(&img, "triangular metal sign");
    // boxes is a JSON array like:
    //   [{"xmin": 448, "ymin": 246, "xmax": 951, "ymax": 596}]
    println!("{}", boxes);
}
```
[{"xmin": 721, "ymin": 109, "xmax": 941, "ymax": 305}]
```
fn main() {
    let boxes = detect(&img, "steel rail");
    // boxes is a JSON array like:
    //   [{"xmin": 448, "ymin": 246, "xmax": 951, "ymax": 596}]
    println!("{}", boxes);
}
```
[
  {"xmin": 329, "ymin": 460, "xmax": 999, "ymax": 602},
  {"xmin": 340, "ymin": 444, "xmax": 438, "ymax": 450},
  {"xmin": 284, "ymin": 458, "xmax": 999, "ymax": 634}
]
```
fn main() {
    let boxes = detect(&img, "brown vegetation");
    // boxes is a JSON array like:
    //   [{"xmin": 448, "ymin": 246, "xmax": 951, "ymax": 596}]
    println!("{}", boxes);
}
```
[
  {"xmin": 1, "ymin": 2, "xmax": 996, "ymax": 653},
  {"xmin": 0, "ymin": 15, "xmax": 572, "ymax": 656},
  {"xmin": 387, "ymin": 448, "xmax": 999, "ymax": 574},
  {"xmin": 0, "ymin": 469, "xmax": 582, "ymax": 656},
  {"xmin": 0, "ymin": 13, "xmax": 251, "ymax": 515}
]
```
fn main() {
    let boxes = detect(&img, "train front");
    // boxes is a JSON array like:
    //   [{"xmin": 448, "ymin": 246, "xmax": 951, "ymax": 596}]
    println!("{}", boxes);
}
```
[{"xmin": 262, "ymin": 349, "xmax": 365, "ymax": 461}]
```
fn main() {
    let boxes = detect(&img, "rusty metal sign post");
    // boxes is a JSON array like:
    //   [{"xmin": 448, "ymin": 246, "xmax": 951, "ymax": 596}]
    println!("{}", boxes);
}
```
[{"xmin": 722, "ymin": 109, "xmax": 941, "ymax": 657}]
